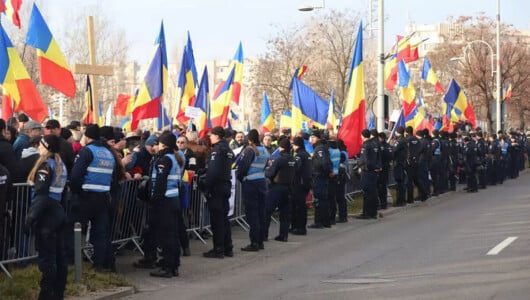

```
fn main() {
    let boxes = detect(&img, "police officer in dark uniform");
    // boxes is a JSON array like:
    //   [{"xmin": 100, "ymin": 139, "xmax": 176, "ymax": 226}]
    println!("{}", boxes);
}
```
[
  {"xmin": 439, "ymin": 131, "xmax": 450, "ymax": 193},
  {"xmin": 264, "ymin": 138, "xmax": 296, "ymax": 242},
  {"xmin": 356, "ymin": 129, "xmax": 380, "ymax": 219},
  {"xmin": 416, "ymin": 129, "xmax": 431, "ymax": 201},
  {"xmin": 405, "ymin": 126, "xmax": 420, "ymax": 203},
  {"xmin": 430, "ymin": 130, "xmax": 443, "ymax": 196},
  {"xmin": 290, "ymin": 137, "xmax": 312, "ymax": 234},
  {"xmin": 147, "ymin": 132, "xmax": 184, "ymax": 277},
  {"xmin": 307, "ymin": 130, "xmax": 332, "ymax": 228},
  {"xmin": 487, "ymin": 133, "xmax": 501, "ymax": 185},
  {"xmin": 71, "ymin": 124, "xmax": 119, "ymax": 272},
  {"xmin": 475, "ymin": 132, "xmax": 488, "ymax": 189},
  {"xmin": 25, "ymin": 135, "xmax": 68, "ymax": 300},
  {"xmin": 448, "ymin": 132, "xmax": 459, "ymax": 191},
  {"xmin": 377, "ymin": 132, "xmax": 392, "ymax": 209},
  {"xmin": 463, "ymin": 136, "xmax": 478, "ymax": 192},
  {"xmin": 335, "ymin": 139, "xmax": 349, "ymax": 222},
  {"xmin": 200, "ymin": 126, "xmax": 235, "ymax": 258},
  {"xmin": 327, "ymin": 139, "xmax": 341, "ymax": 222},
  {"xmin": 237, "ymin": 129, "xmax": 269, "ymax": 251},
  {"xmin": 392, "ymin": 126, "xmax": 407, "ymax": 206}
]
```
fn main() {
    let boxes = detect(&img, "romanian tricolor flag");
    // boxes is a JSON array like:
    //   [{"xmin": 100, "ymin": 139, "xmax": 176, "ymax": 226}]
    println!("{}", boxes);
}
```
[
  {"xmin": 176, "ymin": 31, "xmax": 198, "ymax": 124},
  {"xmin": 398, "ymin": 60, "xmax": 417, "ymax": 118},
  {"xmin": 0, "ymin": 24, "xmax": 47, "ymax": 122},
  {"xmin": 210, "ymin": 43, "xmax": 243, "ymax": 127},
  {"xmin": 405, "ymin": 97, "xmax": 432, "ymax": 133},
  {"xmin": 443, "ymin": 79, "xmax": 476, "ymax": 127},
  {"xmin": 337, "ymin": 22, "xmax": 365, "ymax": 158},
  {"xmin": 82, "ymin": 75, "xmax": 94, "ymax": 124},
  {"xmin": 131, "ymin": 22, "xmax": 167, "ymax": 130},
  {"xmin": 194, "ymin": 66, "xmax": 210, "ymax": 138},
  {"xmin": 260, "ymin": 91, "xmax": 274, "ymax": 133},
  {"xmin": 326, "ymin": 89, "xmax": 337, "ymax": 130},
  {"xmin": 3, "ymin": 0, "xmax": 22, "ymax": 28},
  {"xmin": 421, "ymin": 57, "xmax": 444, "ymax": 93},
  {"xmin": 26, "ymin": 4, "xmax": 76, "ymax": 98},
  {"xmin": 503, "ymin": 83, "xmax": 512, "ymax": 102}
]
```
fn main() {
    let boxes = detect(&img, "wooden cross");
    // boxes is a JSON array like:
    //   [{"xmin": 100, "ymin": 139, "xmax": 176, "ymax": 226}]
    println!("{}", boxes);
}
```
[{"xmin": 72, "ymin": 16, "xmax": 113, "ymax": 125}]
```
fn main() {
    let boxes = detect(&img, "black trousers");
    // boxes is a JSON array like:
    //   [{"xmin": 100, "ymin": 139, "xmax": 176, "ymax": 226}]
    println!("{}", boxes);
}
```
[
  {"xmin": 291, "ymin": 186, "xmax": 310, "ymax": 231},
  {"xmin": 265, "ymin": 184, "xmax": 291, "ymax": 239},
  {"xmin": 35, "ymin": 201, "xmax": 67, "ymax": 300},
  {"xmin": 361, "ymin": 171, "xmax": 378, "ymax": 217},
  {"xmin": 242, "ymin": 179, "xmax": 266, "ymax": 245},
  {"xmin": 312, "ymin": 176, "xmax": 330, "ymax": 226},
  {"xmin": 207, "ymin": 182, "xmax": 232, "ymax": 253}
]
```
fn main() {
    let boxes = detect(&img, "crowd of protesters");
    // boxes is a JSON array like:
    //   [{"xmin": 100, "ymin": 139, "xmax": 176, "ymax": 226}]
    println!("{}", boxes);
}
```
[{"xmin": 1, "ymin": 113, "xmax": 530, "ymax": 296}]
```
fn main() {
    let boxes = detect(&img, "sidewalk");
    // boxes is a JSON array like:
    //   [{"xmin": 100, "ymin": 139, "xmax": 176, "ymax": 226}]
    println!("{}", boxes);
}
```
[{"xmin": 113, "ymin": 199, "xmax": 426, "ymax": 296}]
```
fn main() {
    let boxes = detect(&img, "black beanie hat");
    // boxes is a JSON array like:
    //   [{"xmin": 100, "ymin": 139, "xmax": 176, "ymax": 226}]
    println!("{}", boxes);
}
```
[
  {"xmin": 278, "ymin": 137, "xmax": 291, "ymax": 150},
  {"xmin": 100, "ymin": 126, "xmax": 115, "ymax": 142},
  {"xmin": 310, "ymin": 129, "xmax": 322, "ymax": 139},
  {"xmin": 41, "ymin": 134, "xmax": 61, "ymax": 153},
  {"xmin": 247, "ymin": 129, "xmax": 260, "ymax": 144},
  {"xmin": 361, "ymin": 129, "xmax": 371, "ymax": 138},
  {"xmin": 210, "ymin": 126, "xmax": 225, "ymax": 138},
  {"xmin": 293, "ymin": 136, "xmax": 305, "ymax": 148},
  {"xmin": 396, "ymin": 126, "xmax": 405, "ymax": 135},
  {"xmin": 85, "ymin": 124, "xmax": 100, "ymax": 140},
  {"xmin": 158, "ymin": 132, "xmax": 176, "ymax": 150}
]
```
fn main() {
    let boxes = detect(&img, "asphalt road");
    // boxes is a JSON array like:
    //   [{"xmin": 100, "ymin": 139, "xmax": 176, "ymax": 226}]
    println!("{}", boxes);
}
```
[{"xmin": 123, "ymin": 171, "xmax": 530, "ymax": 300}]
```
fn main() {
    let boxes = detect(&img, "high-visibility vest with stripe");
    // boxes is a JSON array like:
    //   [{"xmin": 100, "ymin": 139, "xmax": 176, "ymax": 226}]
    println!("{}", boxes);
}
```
[
  {"xmin": 47, "ymin": 158, "xmax": 67, "ymax": 201},
  {"xmin": 244, "ymin": 146, "xmax": 269, "ymax": 181},
  {"xmin": 151, "ymin": 153, "xmax": 184, "ymax": 198},
  {"xmin": 82, "ymin": 145, "xmax": 115, "ymax": 192}
]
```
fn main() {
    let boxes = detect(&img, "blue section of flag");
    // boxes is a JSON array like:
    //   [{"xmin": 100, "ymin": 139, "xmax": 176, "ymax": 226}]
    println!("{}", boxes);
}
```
[{"xmin": 291, "ymin": 77, "xmax": 329, "ymax": 126}]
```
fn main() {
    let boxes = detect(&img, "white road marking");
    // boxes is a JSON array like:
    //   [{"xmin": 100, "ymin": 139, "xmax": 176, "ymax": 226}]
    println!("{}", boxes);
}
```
[{"xmin": 487, "ymin": 237, "xmax": 518, "ymax": 255}]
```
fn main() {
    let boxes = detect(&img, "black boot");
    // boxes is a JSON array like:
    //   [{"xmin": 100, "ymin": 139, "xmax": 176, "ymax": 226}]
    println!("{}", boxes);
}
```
[
  {"xmin": 182, "ymin": 248, "xmax": 191, "ymax": 257},
  {"xmin": 150, "ymin": 268, "xmax": 178, "ymax": 278},
  {"xmin": 133, "ymin": 256, "xmax": 156, "ymax": 269},
  {"xmin": 203, "ymin": 249, "xmax": 224, "ymax": 259},
  {"xmin": 241, "ymin": 243, "xmax": 259, "ymax": 251}
]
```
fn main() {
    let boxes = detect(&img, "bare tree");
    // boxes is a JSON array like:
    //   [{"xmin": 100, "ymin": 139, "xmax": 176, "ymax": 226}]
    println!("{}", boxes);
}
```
[{"xmin": 429, "ymin": 15, "xmax": 530, "ymax": 131}]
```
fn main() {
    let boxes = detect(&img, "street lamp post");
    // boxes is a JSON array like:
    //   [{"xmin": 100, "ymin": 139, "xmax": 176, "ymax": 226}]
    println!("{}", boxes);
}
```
[
  {"xmin": 376, "ymin": 0, "xmax": 385, "ymax": 132},
  {"xmin": 496, "ymin": 0, "xmax": 502, "ymax": 132}
]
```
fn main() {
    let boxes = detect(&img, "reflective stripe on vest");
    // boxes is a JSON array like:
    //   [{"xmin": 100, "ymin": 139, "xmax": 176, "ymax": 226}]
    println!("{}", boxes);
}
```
[
  {"xmin": 47, "ymin": 158, "xmax": 67, "ymax": 201},
  {"xmin": 244, "ymin": 146, "xmax": 269, "ymax": 181},
  {"xmin": 151, "ymin": 153, "xmax": 183, "ymax": 198},
  {"xmin": 329, "ymin": 148, "xmax": 340, "ymax": 175},
  {"xmin": 82, "ymin": 144, "xmax": 115, "ymax": 192}
]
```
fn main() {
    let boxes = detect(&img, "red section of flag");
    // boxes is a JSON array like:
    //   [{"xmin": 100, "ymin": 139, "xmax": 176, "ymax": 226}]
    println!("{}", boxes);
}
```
[
  {"xmin": 14, "ymin": 78, "xmax": 48, "ymax": 122},
  {"xmin": 338, "ymin": 101, "xmax": 365, "ymax": 157},
  {"xmin": 0, "ymin": 1, "xmax": 6, "ymax": 13},
  {"xmin": 114, "ymin": 93, "xmax": 130, "ymax": 116},
  {"xmin": 38, "ymin": 56, "xmax": 76, "ymax": 98},
  {"xmin": 1, "ymin": 95, "xmax": 13, "ymax": 119},
  {"xmin": 464, "ymin": 100, "xmax": 477, "ymax": 128},
  {"xmin": 131, "ymin": 98, "xmax": 161, "ymax": 130}
]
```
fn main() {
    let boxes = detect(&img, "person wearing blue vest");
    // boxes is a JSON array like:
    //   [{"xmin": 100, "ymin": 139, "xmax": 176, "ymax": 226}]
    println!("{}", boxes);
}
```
[
  {"xmin": 25, "ymin": 134, "xmax": 68, "ymax": 300},
  {"xmin": 327, "ymin": 139, "xmax": 341, "ymax": 224},
  {"xmin": 71, "ymin": 124, "xmax": 119, "ymax": 272},
  {"xmin": 237, "ymin": 129, "xmax": 269, "ymax": 252},
  {"xmin": 146, "ymin": 132, "xmax": 184, "ymax": 277}
]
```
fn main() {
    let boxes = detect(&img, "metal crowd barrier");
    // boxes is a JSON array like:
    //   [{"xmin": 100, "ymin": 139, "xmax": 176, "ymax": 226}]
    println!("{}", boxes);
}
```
[
  {"xmin": 0, "ymin": 183, "xmax": 37, "ymax": 278},
  {"xmin": 1, "ymin": 161, "xmax": 369, "ymax": 277}
]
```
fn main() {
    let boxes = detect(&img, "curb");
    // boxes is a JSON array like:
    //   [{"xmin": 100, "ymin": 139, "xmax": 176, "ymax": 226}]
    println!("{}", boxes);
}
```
[{"xmin": 68, "ymin": 286, "xmax": 135, "ymax": 300}]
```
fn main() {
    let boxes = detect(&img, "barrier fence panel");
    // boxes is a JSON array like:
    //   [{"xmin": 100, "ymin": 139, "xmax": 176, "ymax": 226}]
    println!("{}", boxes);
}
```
[
  {"xmin": 188, "ymin": 177, "xmax": 206, "ymax": 244},
  {"xmin": 109, "ymin": 180, "xmax": 145, "ymax": 255},
  {"xmin": 230, "ymin": 180, "xmax": 249, "ymax": 231},
  {"xmin": 0, "ymin": 183, "xmax": 37, "ymax": 278}
]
